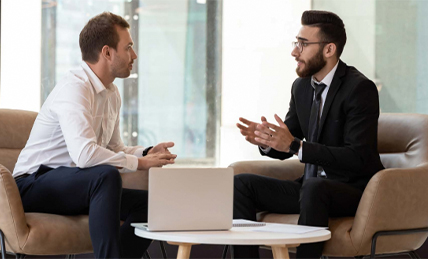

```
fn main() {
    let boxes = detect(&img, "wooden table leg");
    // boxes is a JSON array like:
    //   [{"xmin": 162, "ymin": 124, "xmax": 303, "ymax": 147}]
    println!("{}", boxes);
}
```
[
  {"xmin": 270, "ymin": 245, "xmax": 290, "ymax": 259},
  {"xmin": 167, "ymin": 242, "xmax": 199, "ymax": 259}
]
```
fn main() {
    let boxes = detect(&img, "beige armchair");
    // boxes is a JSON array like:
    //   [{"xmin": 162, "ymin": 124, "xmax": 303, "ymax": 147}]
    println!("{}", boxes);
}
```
[
  {"xmin": 0, "ymin": 109, "xmax": 150, "ymax": 259},
  {"xmin": 229, "ymin": 113, "xmax": 428, "ymax": 258}
]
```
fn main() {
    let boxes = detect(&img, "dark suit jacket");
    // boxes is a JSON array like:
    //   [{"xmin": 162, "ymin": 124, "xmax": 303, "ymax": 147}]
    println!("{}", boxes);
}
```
[{"xmin": 261, "ymin": 60, "xmax": 384, "ymax": 190}]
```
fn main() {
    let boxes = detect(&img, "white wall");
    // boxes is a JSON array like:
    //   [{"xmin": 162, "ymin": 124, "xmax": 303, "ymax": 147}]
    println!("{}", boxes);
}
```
[
  {"xmin": 0, "ymin": 0, "xmax": 41, "ymax": 112},
  {"xmin": 220, "ymin": 0, "xmax": 311, "ymax": 166}
]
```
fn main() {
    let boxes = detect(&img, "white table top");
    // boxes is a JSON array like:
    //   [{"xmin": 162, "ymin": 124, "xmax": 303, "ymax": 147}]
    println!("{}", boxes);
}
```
[{"xmin": 134, "ymin": 224, "xmax": 331, "ymax": 246}]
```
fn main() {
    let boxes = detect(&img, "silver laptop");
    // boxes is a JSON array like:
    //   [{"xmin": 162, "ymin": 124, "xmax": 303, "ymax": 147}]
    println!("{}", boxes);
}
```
[{"xmin": 132, "ymin": 167, "xmax": 234, "ymax": 232}]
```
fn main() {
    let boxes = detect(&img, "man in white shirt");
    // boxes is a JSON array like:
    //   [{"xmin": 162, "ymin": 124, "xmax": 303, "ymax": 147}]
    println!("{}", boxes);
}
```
[
  {"xmin": 233, "ymin": 10, "xmax": 384, "ymax": 258},
  {"xmin": 13, "ymin": 12, "xmax": 177, "ymax": 259}
]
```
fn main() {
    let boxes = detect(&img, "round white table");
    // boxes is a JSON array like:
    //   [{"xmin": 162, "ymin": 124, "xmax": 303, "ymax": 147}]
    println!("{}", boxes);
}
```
[{"xmin": 135, "ymin": 225, "xmax": 331, "ymax": 259}]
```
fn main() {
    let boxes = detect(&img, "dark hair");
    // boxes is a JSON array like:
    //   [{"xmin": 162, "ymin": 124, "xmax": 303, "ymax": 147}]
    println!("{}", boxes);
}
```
[
  {"xmin": 301, "ymin": 10, "xmax": 347, "ymax": 58},
  {"xmin": 79, "ymin": 12, "xmax": 130, "ymax": 63}
]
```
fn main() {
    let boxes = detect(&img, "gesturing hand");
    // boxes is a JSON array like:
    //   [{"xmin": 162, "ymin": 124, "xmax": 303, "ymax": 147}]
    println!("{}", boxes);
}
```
[
  {"xmin": 150, "ymin": 142, "xmax": 174, "ymax": 154},
  {"xmin": 254, "ymin": 114, "xmax": 294, "ymax": 152},
  {"xmin": 137, "ymin": 153, "xmax": 177, "ymax": 170},
  {"xmin": 236, "ymin": 117, "xmax": 269, "ymax": 148}
]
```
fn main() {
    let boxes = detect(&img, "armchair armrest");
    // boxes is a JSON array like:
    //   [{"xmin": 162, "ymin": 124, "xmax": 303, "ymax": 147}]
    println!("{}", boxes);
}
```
[
  {"xmin": 121, "ymin": 169, "xmax": 149, "ymax": 190},
  {"xmin": 350, "ymin": 163, "xmax": 428, "ymax": 254},
  {"xmin": 0, "ymin": 164, "xmax": 30, "ymax": 251},
  {"xmin": 228, "ymin": 159, "xmax": 304, "ymax": 181}
]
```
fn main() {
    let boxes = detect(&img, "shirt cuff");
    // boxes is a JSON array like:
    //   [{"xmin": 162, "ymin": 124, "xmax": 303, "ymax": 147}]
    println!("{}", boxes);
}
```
[
  {"xmin": 298, "ymin": 142, "xmax": 303, "ymax": 161},
  {"xmin": 119, "ymin": 154, "xmax": 139, "ymax": 173},
  {"xmin": 260, "ymin": 146, "xmax": 271, "ymax": 154},
  {"xmin": 133, "ymin": 147, "xmax": 146, "ymax": 158}
]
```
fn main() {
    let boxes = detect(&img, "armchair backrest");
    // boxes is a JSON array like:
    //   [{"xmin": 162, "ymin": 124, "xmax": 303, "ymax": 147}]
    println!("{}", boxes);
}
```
[
  {"xmin": 349, "ymin": 113, "xmax": 428, "ymax": 255},
  {"xmin": 0, "ymin": 109, "xmax": 36, "ymax": 252},
  {"xmin": 0, "ymin": 109, "xmax": 37, "ymax": 172},
  {"xmin": 378, "ymin": 113, "xmax": 428, "ymax": 169}
]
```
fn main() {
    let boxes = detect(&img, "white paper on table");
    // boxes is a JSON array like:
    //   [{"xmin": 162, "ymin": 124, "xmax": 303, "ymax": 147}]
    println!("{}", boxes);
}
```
[{"xmin": 252, "ymin": 223, "xmax": 328, "ymax": 234}]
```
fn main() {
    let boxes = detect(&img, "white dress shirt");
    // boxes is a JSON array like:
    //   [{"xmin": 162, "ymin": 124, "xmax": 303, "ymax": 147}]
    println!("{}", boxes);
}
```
[
  {"xmin": 261, "ymin": 61, "xmax": 340, "ymax": 162},
  {"xmin": 13, "ymin": 62, "xmax": 145, "ymax": 177}
]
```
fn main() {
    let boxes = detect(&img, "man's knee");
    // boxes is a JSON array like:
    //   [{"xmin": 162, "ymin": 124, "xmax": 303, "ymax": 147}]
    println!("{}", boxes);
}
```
[
  {"xmin": 299, "ymin": 178, "xmax": 330, "ymax": 226},
  {"xmin": 96, "ymin": 165, "xmax": 122, "ymax": 189},
  {"xmin": 234, "ymin": 174, "xmax": 259, "ymax": 191},
  {"xmin": 300, "ymin": 178, "xmax": 328, "ymax": 201}
]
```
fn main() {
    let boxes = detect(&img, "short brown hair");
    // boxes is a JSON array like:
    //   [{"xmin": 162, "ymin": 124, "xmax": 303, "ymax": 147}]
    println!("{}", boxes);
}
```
[
  {"xmin": 79, "ymin": 12, "xmax": 130, "ymax": 63},
  {"xmin": 301, "ymin": 10, "xmax": 347, "ymax": 58}
]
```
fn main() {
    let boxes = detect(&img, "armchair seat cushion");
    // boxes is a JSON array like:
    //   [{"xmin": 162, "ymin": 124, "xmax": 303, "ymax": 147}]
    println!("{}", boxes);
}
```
[
  {"xmin": 18, "ymin": 213, "xmax": 92, "ymax": 255},
  {"xmin": 257, "ymin": 212, "xmax": 298, "ymax": 225}
]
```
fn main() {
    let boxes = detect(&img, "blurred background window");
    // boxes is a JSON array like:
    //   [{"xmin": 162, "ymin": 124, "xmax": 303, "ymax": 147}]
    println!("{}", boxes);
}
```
[
  {"xmin": 2, "ymin": 0, "xmax": 428, "ymax": 167},
  {"xmin": 40, "ymin": 0, "xmax": 221, "ymax": 166}
]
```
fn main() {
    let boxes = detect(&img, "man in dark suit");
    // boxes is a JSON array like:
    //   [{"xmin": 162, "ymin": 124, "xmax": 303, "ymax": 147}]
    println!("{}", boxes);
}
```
[{"xmin": 233, "ymin": 10, "xmax": 384, "ymax": 258}]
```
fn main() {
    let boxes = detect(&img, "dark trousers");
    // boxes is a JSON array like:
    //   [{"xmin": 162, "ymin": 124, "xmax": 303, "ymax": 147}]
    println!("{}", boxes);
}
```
[
  {"xmin": 233, "ymin": 174, "xmax": 363, "ymax": 259},
  {"xmin": 16, "ymin": 165, "xmax": 151, "ymax": 259}
]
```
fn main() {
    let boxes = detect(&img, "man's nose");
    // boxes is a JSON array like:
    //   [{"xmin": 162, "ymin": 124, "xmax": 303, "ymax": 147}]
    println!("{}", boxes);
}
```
[{"xmin": 291, "ymin": 47, "xmax": 299, "ymax": 58}]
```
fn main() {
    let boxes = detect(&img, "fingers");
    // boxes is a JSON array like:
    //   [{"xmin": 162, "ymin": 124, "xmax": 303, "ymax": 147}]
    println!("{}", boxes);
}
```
[
  {"xmin": 161, "ymin": 142, "xmax": 175, "ymax": 148},
  {"xmin": 239, "ymin": 129, "xmax": 248, "ymax": 137},
  {"xmin": 254, "ymin": 137, "xmax": 270, "ymax": 147},
  {"xmin": 236, "ymin": 122, "xmax": 248, "ymax": 131},
  {"xmin": 160, "ymin": 155, "xmax": 176, "ymax": 166},
  {"xmin": 147, "ymin": 153, "xmax": 177, "ymax": 160},
  {"xmin": 165, "ymin": 159, "xmax": 175, "ymax": 164},
  {"xmin": 256, "ymin": 123, "xmax": 274, "ymax": 135},
  {"xmin": 237, "ymin": 122, "xmax": 253, "ymax": 138},
  {"xmin": 261, "ymin": 116, "xmax": 267, "ymax": 122},
  {"xmin": 139, "ymin": 153, "xmax": 177, "ymax": 170},
  {"xmin": 157, "ymin": 159, "xmax": 175, "ymax": 167},
  {"xmin": 159, "ymin": 153, "xmax": 177, "ymax": 160},
  {"xmin": 239, "ymin": 117, "xmax": 254, "ymax": 126},
  {"xmin": 153, "ymin": 154, "xmax": 177, "ymax": 167},
  {"xmin": 261, "ymin": 121, "xmax": 280, "ymax": 132},
  {"xmin": 274, "ymin": 114, "xmax": 287, "ymax": 127}
]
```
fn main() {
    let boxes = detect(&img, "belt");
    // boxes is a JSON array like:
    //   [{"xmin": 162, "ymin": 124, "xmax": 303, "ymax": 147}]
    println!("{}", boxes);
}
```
[{"xmin": 14, "ymin": 174, "xmax": 30, "ymax": 181}]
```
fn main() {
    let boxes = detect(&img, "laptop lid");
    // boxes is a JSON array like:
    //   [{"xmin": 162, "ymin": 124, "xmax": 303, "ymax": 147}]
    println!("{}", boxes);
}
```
[{"xmin": 147, "ymin": 167, "xmax": 234, "ymax": 231}]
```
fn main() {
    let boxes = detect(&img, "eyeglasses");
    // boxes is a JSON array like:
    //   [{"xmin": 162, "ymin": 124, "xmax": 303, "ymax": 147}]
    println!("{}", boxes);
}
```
[{"xmin": 292, "ymin": 41, "xmax": 329, "ymax": 53}]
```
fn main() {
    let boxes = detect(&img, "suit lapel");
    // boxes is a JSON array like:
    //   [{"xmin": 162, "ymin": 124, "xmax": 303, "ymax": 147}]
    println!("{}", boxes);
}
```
[{"xmin": 317, "ymin": 60, "xmax": 347, "ymax": 139}]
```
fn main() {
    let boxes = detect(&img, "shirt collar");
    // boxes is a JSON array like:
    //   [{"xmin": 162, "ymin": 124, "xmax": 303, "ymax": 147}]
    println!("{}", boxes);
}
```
[
  {"xmin": 81, "ymin": 61, "xmax": 110, "ymax": 94},
  {"xmin": 311, "ymin": 61, "xmax": 340, "ymax": 88}
]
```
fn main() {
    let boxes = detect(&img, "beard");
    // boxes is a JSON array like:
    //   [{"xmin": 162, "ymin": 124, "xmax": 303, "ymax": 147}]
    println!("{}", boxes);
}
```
[
  {"xmin": 295, "ymin": 48, "xmax": 326, "ymax": 78},
  {"xmin": 111, "ymin": 57, "xmax": 132, "ymax": 78}
]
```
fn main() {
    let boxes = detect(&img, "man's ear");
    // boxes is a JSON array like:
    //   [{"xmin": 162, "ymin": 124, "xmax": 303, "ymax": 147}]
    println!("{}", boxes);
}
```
[
  {"xmin": 101, "ymin": 45, "xmax": 112, "ymax": 61},
  {"xmin": 324, "ymin": 43, "xmax": 337, "ymax": 59}
]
